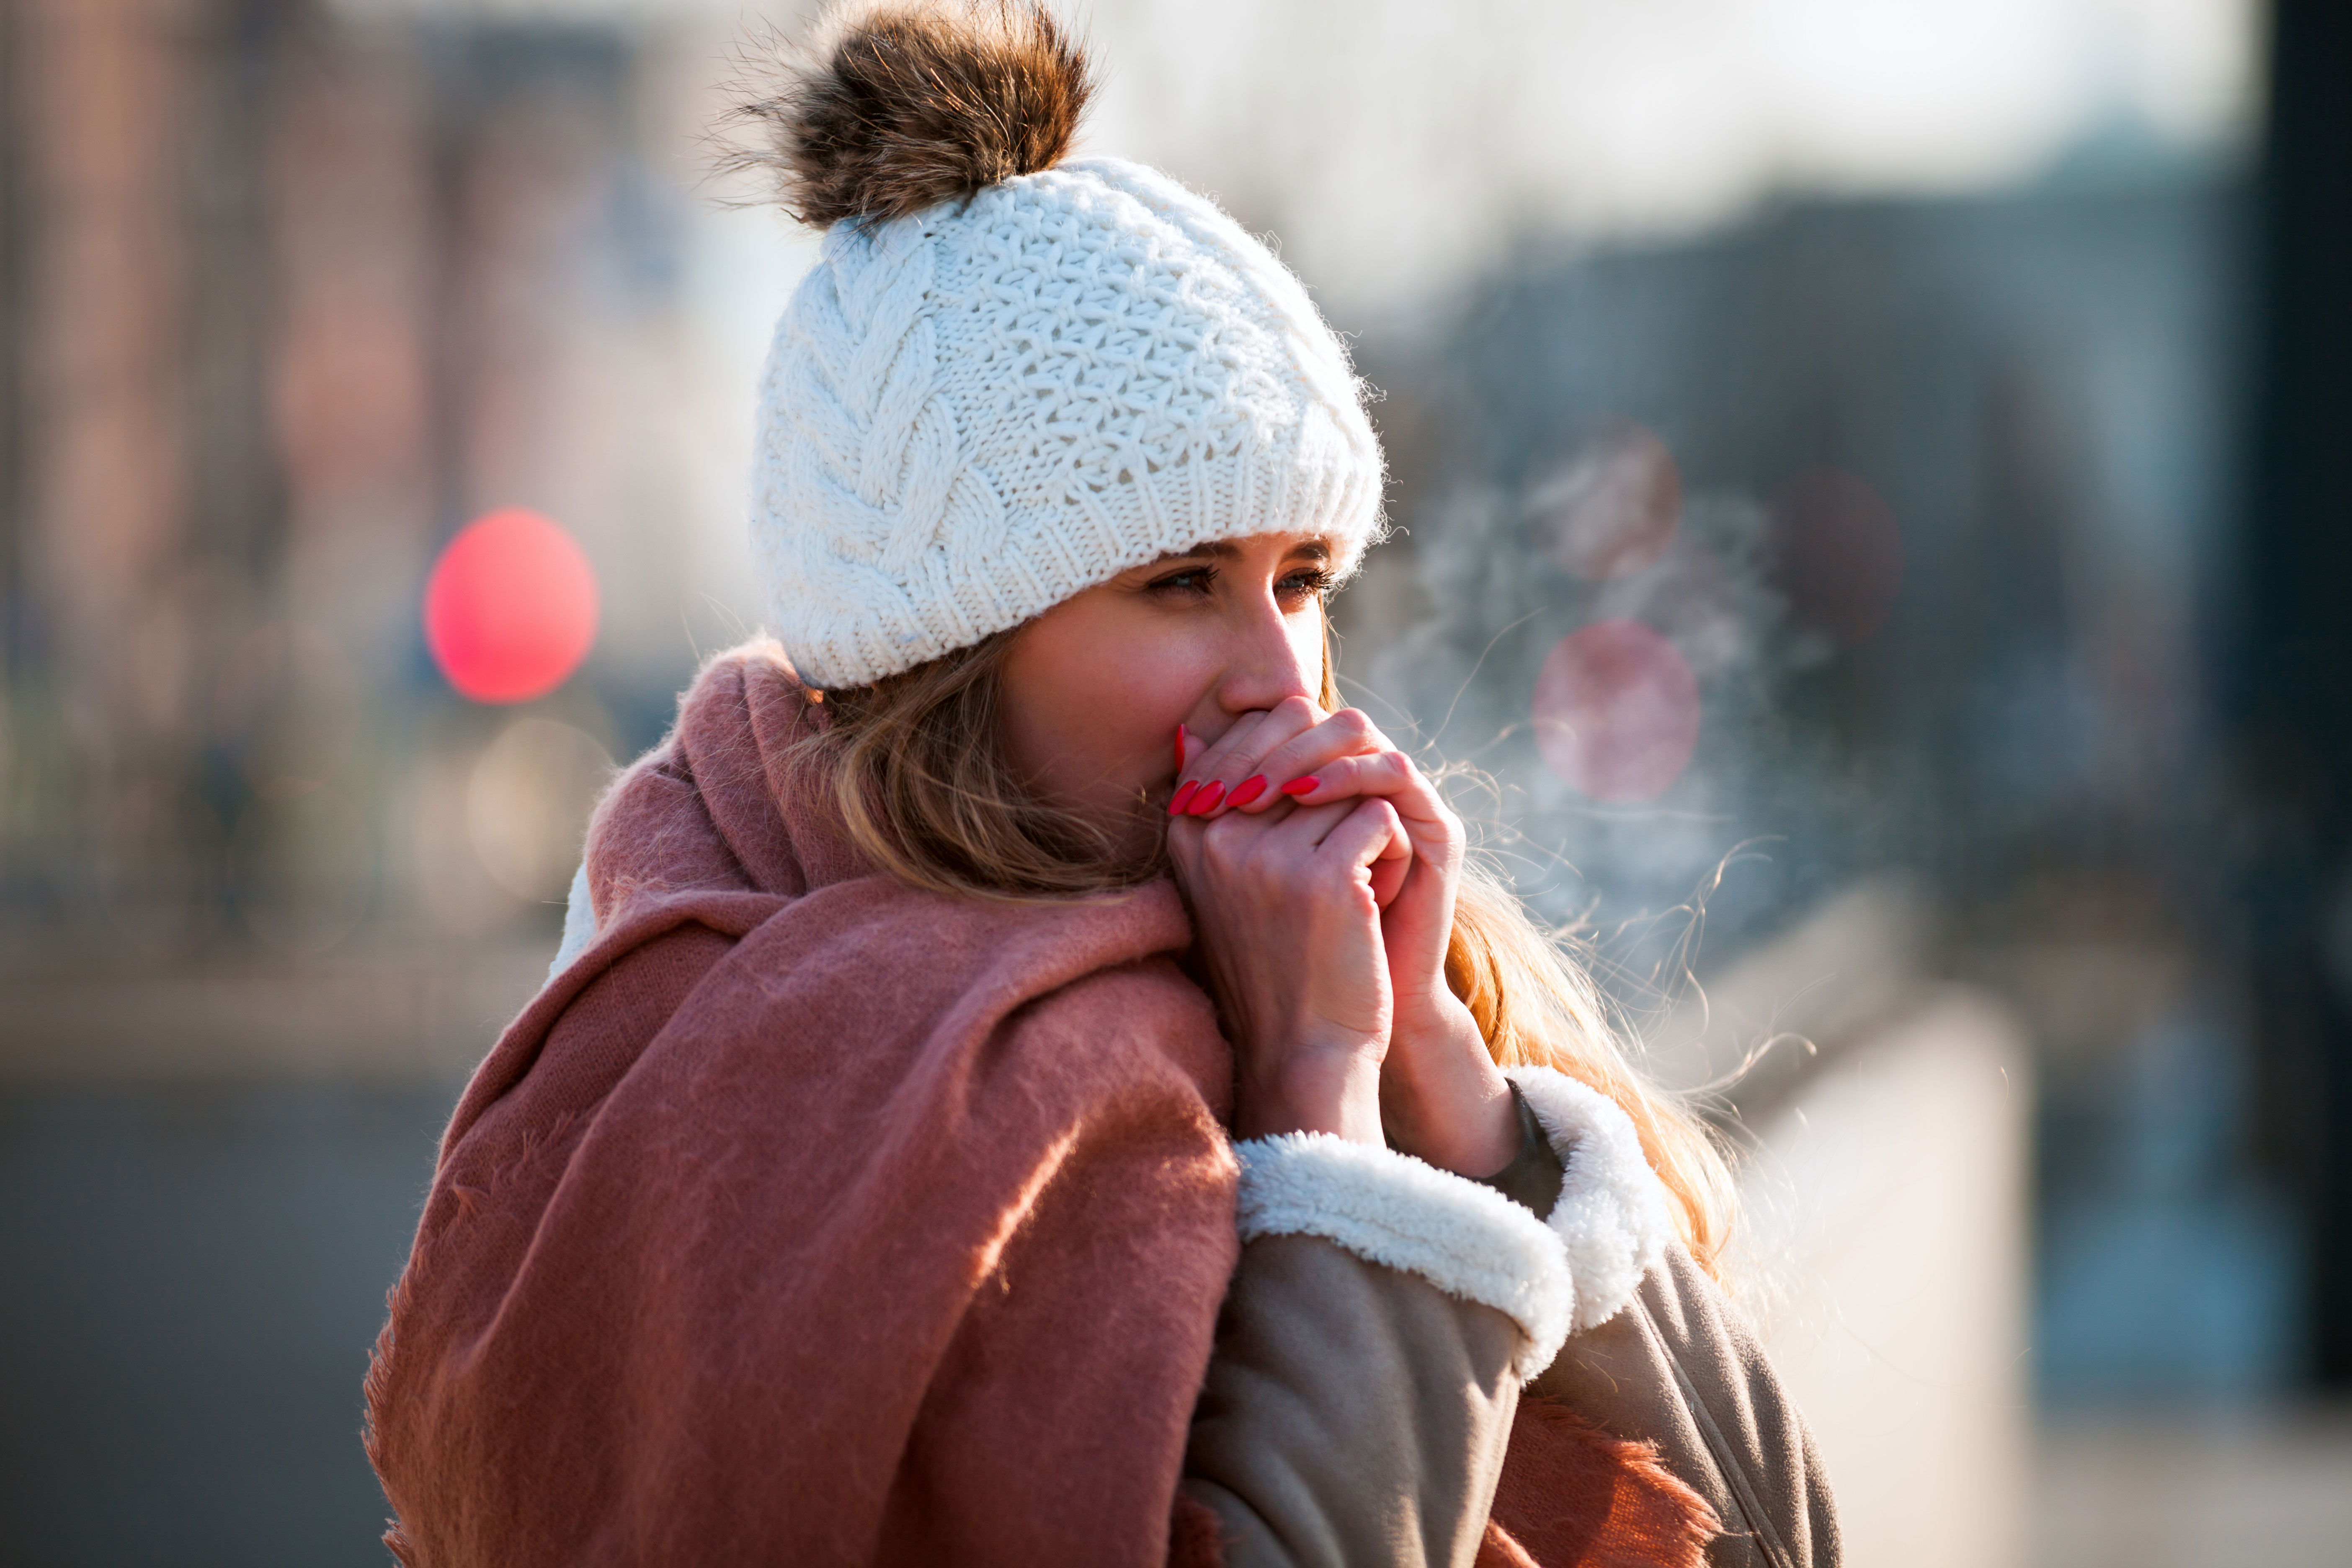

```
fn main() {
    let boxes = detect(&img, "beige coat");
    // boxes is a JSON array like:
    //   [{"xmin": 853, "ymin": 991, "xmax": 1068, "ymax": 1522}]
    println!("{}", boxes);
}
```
[{"xmin": 1181, "ymin": 1089, "xmax": 1840, "ymax": 1568}]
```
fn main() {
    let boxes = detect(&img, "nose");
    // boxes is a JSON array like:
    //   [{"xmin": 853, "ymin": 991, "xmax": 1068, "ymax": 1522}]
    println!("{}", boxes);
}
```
[{"xmin": 1211, "ymin": 591, "xmax": 1320, "ymax": 718}]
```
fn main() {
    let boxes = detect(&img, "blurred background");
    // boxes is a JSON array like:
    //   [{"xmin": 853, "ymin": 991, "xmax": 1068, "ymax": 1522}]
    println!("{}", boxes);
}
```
[{"xmin": 2, "ymin": 0, "xmax": 2347, "ymax": 1562}]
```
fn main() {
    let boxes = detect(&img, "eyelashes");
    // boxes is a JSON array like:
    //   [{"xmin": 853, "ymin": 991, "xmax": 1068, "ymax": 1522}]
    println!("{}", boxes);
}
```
[
  {"xmin": 1145, "ymin": 565, "xmax": 1333, "ymax": 601},
  {"xmin": 1146, "ymin": 567, "xmax": 1214, "ymax": 595}
]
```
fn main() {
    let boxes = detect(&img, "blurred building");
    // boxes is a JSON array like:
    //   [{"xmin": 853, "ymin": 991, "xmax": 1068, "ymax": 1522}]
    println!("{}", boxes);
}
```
[
  {"xmin": 1340, "ymin": 167, "xmax": 2298, "ymax": 1412},
  {"xmin": 0, "ymin": 0, "xmax": 762, "ymax": 979}
]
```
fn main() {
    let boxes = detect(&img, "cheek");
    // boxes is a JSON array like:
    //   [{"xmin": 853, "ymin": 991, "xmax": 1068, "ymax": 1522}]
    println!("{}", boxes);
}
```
[{"xmin": 1000, "ymin": 609, "xmax": 1207, "ymax": 797}]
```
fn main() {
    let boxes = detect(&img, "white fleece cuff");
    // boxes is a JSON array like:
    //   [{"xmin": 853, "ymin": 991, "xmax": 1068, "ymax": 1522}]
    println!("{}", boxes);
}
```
[
  {"xmin": 1232, "ymin": 1133, "xmax": 1572, "ymax": 1377},
  {"xmin": 547, "ymin": 859, "xmax": 598, "ymax": 983},
  {"xmin": 1505, "ymin": 1066, "xmax": 1677, "ymax": 1332}
]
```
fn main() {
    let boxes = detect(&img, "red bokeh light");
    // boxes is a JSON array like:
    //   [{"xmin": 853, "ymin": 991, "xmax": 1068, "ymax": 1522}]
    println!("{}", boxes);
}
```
[
  {"xmin": 1532, "ymin": 619, "xmax": 1700, "ymax": 802},
  {"xmin": 1766, "ymin": 468, "xmax": 1904, "ymax": 643},
  {"xmin": 1524, "ymin": 419, "xmax": 1681, "ymax": 581},
  {"xmin": 423, "ymin": 508, "xmax": 598, "ymax": 704}
]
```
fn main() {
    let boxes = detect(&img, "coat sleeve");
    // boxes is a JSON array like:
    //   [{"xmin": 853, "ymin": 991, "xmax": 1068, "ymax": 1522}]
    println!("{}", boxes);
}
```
[
  {"xmin": 1176, "ymin": 1133, "xmax": 1574, "ymax": 1568},
  {"xmin": 1524, "ymin": 1243, "xmax": 1842, "ymax": 1568},
  {"xmin": 1172, "ymin": 1071, "xmax": 1837, "ymax": 1568}
]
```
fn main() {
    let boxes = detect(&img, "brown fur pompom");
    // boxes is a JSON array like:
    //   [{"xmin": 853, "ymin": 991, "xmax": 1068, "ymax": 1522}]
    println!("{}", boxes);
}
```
[{"xmin": 719, "ymin": 0, "xmax": 1093, "ymax": 230}]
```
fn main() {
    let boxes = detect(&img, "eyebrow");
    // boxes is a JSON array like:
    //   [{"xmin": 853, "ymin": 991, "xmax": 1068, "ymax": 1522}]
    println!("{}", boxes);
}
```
[{"xmin": 1149, "ymin": 537, "xmax": 1332, "ymax": 566}]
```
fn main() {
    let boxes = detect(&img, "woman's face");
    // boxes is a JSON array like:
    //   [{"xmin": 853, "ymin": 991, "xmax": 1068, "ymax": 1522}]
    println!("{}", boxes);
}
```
[{"xmin": 998, "ymin": 531, "xmax": 1334, "ymax": 861}]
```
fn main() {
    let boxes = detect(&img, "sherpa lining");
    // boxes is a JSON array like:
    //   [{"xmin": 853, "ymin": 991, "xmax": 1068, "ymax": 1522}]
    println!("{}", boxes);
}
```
[
  {"xmin": 1233, "ymin": 1132, "xmax": 1572, "ymax": 1377},
  {"xmin": 1505, "ymin": 1065, "xmax": 1677, "ymax": 1333}
]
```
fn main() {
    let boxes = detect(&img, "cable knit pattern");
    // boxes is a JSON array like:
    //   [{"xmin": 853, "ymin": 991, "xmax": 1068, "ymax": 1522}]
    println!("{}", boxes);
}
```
[
  {"xmin": 1505, "ymin": 1066, "xmax": 1679, "ymax": 1333},
  {"xmin": 1233, "ymin": 1132, "xmax": 1573, "ymax": 1378},
  {"xmin": 753, "ymin": 156, "xmax": 1385, "ymax": 687}
]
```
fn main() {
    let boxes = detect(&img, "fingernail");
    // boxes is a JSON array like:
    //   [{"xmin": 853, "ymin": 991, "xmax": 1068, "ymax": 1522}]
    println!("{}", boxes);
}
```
[
  {"xmin": 1168, "ymin": 781, "xmax": 1200, "ymax": 816},
  {"xmin": 1227, "ymin": 775, "xmax": 1267, "ymax": 808},
  {"xmin": 1280, "ymin": 776, "xmax": 1320, "ymax": 797},
  {"xmin": 1188, "ymin": 781, "xmax": 1226, "ymax": 815},
  {"xmin": 1174, "ymin": 723, "xmax": 1186, "ymax": 771}
]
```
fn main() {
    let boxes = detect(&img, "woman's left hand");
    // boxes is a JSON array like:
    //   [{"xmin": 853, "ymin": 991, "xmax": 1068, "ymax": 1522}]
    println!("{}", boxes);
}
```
[{"xmin": 1175, "ymin": 702, "xmax": 1517, "ymax": 1177}]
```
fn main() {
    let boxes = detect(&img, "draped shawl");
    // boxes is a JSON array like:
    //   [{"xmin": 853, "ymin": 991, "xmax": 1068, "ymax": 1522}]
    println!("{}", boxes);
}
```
[{"xmin": 365, "ymin": 643, "xmax": 1707, "ymax": 1567}]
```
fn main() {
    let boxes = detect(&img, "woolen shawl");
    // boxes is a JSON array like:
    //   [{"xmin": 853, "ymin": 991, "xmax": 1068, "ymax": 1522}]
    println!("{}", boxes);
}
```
[{"xmin": 364, "ymin": 643, "xmax": 1707, "ymax": 1567}]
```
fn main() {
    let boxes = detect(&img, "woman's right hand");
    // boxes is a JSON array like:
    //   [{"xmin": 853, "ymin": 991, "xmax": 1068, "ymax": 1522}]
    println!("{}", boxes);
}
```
[{"xmin": 1166, "ymin": 717, "xmax": 1410, "ymax": 1149}]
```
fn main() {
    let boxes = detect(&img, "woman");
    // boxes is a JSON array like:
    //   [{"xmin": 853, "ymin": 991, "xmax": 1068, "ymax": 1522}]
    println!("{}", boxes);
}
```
[{"xmin": 366, "ymin": 4, "xmax": 1839, "ymax": 1564}]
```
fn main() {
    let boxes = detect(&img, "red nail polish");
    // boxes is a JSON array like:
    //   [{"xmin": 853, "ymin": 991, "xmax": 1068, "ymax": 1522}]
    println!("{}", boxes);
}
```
[
  {"xmin": 1188, "ymin": 781, "xmax": 1226, "ymax": 815},
  {"xmin": 1227, "ymin": 775, "xmax": 1267, "ymax": 807},
  {"xmin": 1174, "ymin": 723, "xmax": 1186, "ymax": 771},
  {"xmin": 1280, "ymin": 776, "xmax": 1320, "ymax": 796},
  {"xmin": 1168, "ymin": 781, "xmax": 1200, "ymax": 816}
]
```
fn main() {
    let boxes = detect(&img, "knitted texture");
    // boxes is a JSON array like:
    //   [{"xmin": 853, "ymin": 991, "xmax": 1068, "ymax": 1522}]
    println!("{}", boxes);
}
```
[{"xmin": 752, "ymin": 155, "xmax": 1385, "ymax": 688}]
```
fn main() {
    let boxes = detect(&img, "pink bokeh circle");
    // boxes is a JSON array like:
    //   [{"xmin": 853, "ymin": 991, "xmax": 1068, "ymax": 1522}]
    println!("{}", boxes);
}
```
[
  {"xmin": 1766, "ymin": 467, "xmax": 1903, "ymax": 643},
  {"xmin": 1532, "ymin": 619, "xmax": 1701, "ymax": 802},
  {"xmin": 1523, "ymin": 420, "xmax": 1681, "ymax": 581},
  {"xmin": 424, "ymin": 508, "xmax": 599, "ymax": 704}
]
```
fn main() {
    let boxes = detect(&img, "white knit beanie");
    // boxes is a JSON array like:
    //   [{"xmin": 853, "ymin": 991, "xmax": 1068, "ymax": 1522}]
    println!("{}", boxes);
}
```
[{"xmin": 727, "ymin": 1, "xmax": 1385, "ymax": 689}]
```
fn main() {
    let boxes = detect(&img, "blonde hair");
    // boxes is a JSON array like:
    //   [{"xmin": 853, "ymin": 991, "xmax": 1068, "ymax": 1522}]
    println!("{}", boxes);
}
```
[{"xmin": 790, "ymin": 626, "xmax": 1737, "ymax": 1276}]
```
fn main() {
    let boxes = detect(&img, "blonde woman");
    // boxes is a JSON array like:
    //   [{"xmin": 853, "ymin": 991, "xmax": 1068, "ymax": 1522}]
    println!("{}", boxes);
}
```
[{"xmin": 366, "ymin": 5, "xmax": 1838, "ymax": 1565}]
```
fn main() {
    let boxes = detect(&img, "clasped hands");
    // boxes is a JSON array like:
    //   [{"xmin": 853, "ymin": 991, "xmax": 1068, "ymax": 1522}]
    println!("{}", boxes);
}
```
[{"xmin": 1164, "ymin": 698, "xmax": 1519, "ymax": 1179}]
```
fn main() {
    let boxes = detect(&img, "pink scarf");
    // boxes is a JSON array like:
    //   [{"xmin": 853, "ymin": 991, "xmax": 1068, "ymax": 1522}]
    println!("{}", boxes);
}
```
[{"xmin": 365, "ymin": 644, "xmax": 1708, "ymax": 1567}]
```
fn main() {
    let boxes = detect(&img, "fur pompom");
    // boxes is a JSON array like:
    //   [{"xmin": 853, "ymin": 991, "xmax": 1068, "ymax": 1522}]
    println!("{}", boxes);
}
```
[{"xmin": 720, "ymin": 0, "xmax": 1093, "ymax": 230}]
